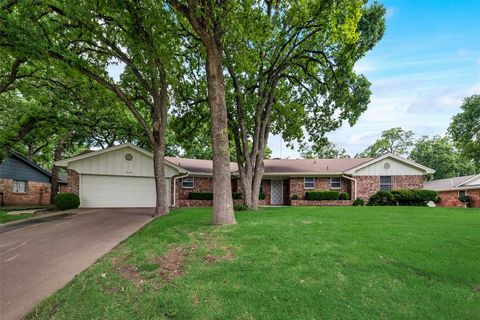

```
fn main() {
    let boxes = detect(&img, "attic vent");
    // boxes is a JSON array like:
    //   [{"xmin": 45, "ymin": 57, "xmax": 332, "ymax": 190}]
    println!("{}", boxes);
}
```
[
  {"xmin": 125, "ymin": 153, "xmax": 133, "ymax": 161},
  {"xmin": 384, "ymin": 162, "xmax": 391, "ymax": 170}
]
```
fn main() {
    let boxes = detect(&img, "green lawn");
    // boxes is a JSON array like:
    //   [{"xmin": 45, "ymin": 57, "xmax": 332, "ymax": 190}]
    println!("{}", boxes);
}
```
[
  {"xmin": 28, "ymin": 206, "xmax": 480, "ymax": 319},
  {"xmin": 0, "ymin": 210, "xmax": 34, "ymax": 224}
]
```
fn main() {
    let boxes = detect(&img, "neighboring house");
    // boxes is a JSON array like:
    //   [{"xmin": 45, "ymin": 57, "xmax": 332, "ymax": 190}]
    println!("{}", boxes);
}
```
[
  {"xmin": 423, "ymin": 174, "xmax": 480, "ymax": 208},
  {"xmin": 0, "ymin": 153, "xmax": 67, "ymax": 206},
  {"xmin": 56, "ymin": 143, "xmax": 435, "ymax": 208}
]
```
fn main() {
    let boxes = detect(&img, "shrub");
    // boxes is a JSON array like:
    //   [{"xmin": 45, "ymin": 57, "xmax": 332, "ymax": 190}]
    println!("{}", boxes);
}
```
[
  {"xmin": 259, "ymin": 193, "xmax": 266, "ymax": 200},
  {"xmin": 459, "ymin": 195, "xmax": 470, "ymax": 207},
  {"xmin": 368, "ymin": 191, "xmax": 396, "ymax": 206},
  {"xmin": 391, "ymin": 190, "xmax": 420, "ymax": 206},
  {"xmin": 339, "ymin": 192, "xmax": 350, "ymax": 200},
  {"xmin": 189, "ymin": 192, "xmax": 213, "ymax": 200},
  {"xmin": 232, "ymin": 192, "xmax": 243, "ymax": 199},
  {"xmin": 234, "ymin": 204, "xmax": 248, "ymax": 211},
  {"xmin": 416, "ymin": 189, "xmax": 438, "ymax": 202},
  {"xmin": 291, "ymin": 194, "xmax": 300, "ymax": 200},
  {"xmin": 353, "ymin": 198, "xmax": 365, "ymax": 206},
  {"xmin": 305, "ymin": 191, "xmax": 339, "ymax": 201},
  {"xmin": 392, "ymin": 189, "xmax": 438, "ymax": 206},
  {"xmin": 54, "ymin": 193, "xmax": 80, "ymax": 210}
]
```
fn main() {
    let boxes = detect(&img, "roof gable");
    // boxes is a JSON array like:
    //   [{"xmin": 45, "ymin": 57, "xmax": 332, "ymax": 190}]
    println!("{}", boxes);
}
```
[
  {"xmin": 423, "ymin": 174, "xmax": 479, "ymax": 191},
  {"xmin": 345, "ymin": 154, "xmax": 435, "ymax": 175},
  {"xmin": 457, "ymin": 174, "xmax": 480, "ymax": 187},
  {"xmin": 55, "ymin": 143, "xmax": 187, "ymax": 174},
  {"xmin": 0, "ymin": 153, "xmax": 52, "ymax": 182}
]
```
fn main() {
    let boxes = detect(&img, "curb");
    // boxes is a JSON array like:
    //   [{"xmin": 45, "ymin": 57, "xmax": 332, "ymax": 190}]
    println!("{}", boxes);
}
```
[{"xmin": 0, "ymin": 209, "xmax": 80, "ymax": 229}]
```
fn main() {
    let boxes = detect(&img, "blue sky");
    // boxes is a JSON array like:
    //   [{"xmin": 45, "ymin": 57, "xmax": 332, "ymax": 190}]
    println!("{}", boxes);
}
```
[{"xmin": 270, "ymin": 0, "xmax": 480, "ymax": 158}]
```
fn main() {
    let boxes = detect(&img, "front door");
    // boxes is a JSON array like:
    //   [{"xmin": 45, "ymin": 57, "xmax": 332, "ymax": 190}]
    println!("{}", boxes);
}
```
[{"xmin": 271, "ymin": 179, "xmax": 284, "ymax": 205}]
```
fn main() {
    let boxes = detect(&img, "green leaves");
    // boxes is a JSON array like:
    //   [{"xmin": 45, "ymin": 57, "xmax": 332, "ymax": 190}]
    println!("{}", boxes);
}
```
[
  {"xmin": 448, "ymin": 95, "xmax": 480, "ymax": 166},
  {"xmin": 356, "ymin": 127, "xmax": 415, "ymax": 158},
  {"xmin": 410, "ymin": 135, "xmax": 477, "ymax": 180}
]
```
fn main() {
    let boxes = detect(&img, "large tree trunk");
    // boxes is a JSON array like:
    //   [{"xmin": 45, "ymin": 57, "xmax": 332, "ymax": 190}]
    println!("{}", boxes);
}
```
[
  {"xmin": 205, "ymin": 43, "xmax": 236, "ymax": 225},
  {"xmin": 50, "ymin": 131, "xmax": 72, "ymax": 205},
  {"xmin": 152, "ymin": 144, "xmax": 168, "ymax": 216},
  {"xmin": 152, "ymin": 83, "xmax": 169, "ymax": 217}
]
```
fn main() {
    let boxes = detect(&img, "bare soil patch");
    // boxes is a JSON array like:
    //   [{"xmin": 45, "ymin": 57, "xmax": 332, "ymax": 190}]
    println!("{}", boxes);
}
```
[{"xmin": 156, "ymin": 246, "xmax": 193, "ymax": 282}]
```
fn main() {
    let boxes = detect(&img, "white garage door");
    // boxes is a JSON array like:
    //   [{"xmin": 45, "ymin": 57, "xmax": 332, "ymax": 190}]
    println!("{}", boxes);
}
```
[{"xmin": 79, "ymin": 174, "xmax": 170, "ymax": 208}]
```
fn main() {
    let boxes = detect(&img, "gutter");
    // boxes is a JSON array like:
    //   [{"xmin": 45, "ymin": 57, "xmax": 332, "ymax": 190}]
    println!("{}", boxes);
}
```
[
  {"xmin": 423, "ymin": 185, "xmax": 480, "ymax": 192},
  {"xmin": 342, "ymin": 175, "xmax": 357, "ymax": 200},
  {"xmin": 172, "ymin": 172, "xmax": 190, "ymax": 207}
]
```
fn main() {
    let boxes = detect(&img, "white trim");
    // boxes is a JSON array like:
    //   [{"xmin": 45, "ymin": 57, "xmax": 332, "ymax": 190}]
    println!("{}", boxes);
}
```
[
  {"xmin": 456, "ymin": 173, "xmax": 480, "ymax": 187},
  {"xmin": 271, "ymin": 179, "xmax": 284, "ymax": 205},
  {"xmin": 304, "ymin": 177, "xmax": 315, "ymax": 189},
  {"xmin": 12, "ymin": 180, "xmax": 28, "ymax": 193},
  {"xmin": 330, "ymin": 177, "xmax": 341, "ymax": 190},
  {"xmin": 181, "ymin": 177, "xmax": 194, "ymax": 189},
  {"xmin": 458, "ymin": 190, "xmax": 467, "ymax": 197},
  {"xmin": 55, "ymin": 143, "xmax": 188, "ymax": 173},
  {"xmin": 173, "ymin": 173, "xmax": 189, "ymax": 207},
  {"xmin": 345, "ymin": 154, "xmax": 435, "ymax": 175},
  {"xmin": 424, "ymin": 185, "xmax": 480, "ymax": 192},
  {"xmin": 379, "ymin": 175, "xmax": 392, "ymax": 191},
  {"xmin": 342, "ymin": 175, "xmax": 357, "ymax": 200}
]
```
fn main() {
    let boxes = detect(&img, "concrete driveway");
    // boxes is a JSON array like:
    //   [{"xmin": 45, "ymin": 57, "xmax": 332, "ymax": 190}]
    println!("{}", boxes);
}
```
[{"xmin": 0, "ymin": 208, "xmax": 153, "ymax": 320}]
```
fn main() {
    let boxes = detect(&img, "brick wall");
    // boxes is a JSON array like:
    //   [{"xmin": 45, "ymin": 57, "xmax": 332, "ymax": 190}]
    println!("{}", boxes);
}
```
[
  {"xmin": 260, "ymin": 179, "xmax": 271, "ymax": 205},
  {"xmin": 289, "ymin": 177, "xmax": 352, "ymax": 200},
  {"xmin": 0, "ymin": 178, "xmax": 51, "ymax": 206},
  {"xmin": 62, "ymin": 169, "xmax": 79, "ymax": 195},
  {"xmin": 291, "ymin": 200, "xmax": 353, "ymax": 206},
  {"xmin": 173, "ymin": 177, "xmax": 271, "ymax": 207},
  {"xmin": 175, "ymin": 176, "xmax": 213, "ymax": 201},
  {"xmin": 437, "ymin": 189, "xmax": 480, "ymax": 208},
  {"xmin": 176, "ymin": 199, "xmax": 244, "ymax": 207},
  {"xmin": 355, "ymin": 175, "xmax": 424, "ymax": 200}
]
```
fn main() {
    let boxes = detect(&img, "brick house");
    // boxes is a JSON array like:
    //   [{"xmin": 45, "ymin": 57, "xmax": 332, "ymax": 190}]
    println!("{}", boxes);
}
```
[
  {"xmin": 423, "ymin": 174, "xmax": 480, "ymax": 208},
  {"xmin": 0, "ymin": 153, "xmax": 67, "ymax": 206},
  {"xmin": 56, "ymin": 144, "xmax": 435, "ymax": 208},
  {"xmin": 167, "ymin": 154, "xmax": 434, "ymax": 207}
]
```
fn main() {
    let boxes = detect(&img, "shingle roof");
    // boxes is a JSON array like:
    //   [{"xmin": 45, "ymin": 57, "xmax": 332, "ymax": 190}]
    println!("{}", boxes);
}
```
[
  {"xmin": 263, "ymin": 158, "xmax": 373, "ymax": 173},
  {"xmin": 165, "ymin": 157, "xmax": 239, "ymax": 174},
  {"xmin": 423, "ymin": 175, "xmax": 477, "ymax": 190},
  {"xmin": 165, "ymin": 157, "xmax": 373, "ymax": 175}
]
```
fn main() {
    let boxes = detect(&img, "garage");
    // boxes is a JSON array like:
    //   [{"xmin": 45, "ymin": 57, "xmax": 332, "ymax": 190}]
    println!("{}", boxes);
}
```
[
  {"xmin": 55, "ymin": 143, "xmax": 186, "ymax": 208},
  {"xmin": 79, "ymin": 175, "xmax": 172, "ymax": 208}
]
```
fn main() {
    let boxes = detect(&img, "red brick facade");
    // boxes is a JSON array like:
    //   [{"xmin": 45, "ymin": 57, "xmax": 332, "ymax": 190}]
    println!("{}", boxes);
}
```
[
  {"xmin": 172, "ymin": 174, "xmax": 426, "ymax": 207},
  {"xmin": 61, "ymin": 169, "xmax": 79, "ymax": 195},
  {"xmin": 289, "ymin": 177, "xmax": 352, "ymax": 200},
  {"xmin": 0, "ymin": 178, "xmax": 51, "ymax": 206},
  {"xmin": 436, "ymin": 189, "xmax": 480, "ymax": 208},
  {"xmin": 355, "ymin": 175, "xmax": 424, "ymax": 200},
  {"xmin": 174, "ymin": 177, "xmax": 272, "ymax": 207},
  {"xmin": 291, "ymin": 200, "xmax": 353, "ymax": 206},
  {"xmin": 175, "ymin": 176, "xmax": 213, "ymax": 201}
]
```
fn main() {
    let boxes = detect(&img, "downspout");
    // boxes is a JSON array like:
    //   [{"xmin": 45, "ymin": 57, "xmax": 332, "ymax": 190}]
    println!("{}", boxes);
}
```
[
  {"xmin": 342, "ymin": 175, "xmax": 357, "ymax": 200},
  {"xmin": 172, "ymin": 172, "xmax": 189, "ymax": 208}
]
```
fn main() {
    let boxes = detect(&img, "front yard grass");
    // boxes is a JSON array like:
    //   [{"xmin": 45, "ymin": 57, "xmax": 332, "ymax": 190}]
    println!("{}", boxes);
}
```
[
  {"xmin": 28, "ymin": 206, "xmax": 479, "ymax": 319},
  {"xmin": 0, "ymin": 210, "xmax": 34, "ymax": 224}
]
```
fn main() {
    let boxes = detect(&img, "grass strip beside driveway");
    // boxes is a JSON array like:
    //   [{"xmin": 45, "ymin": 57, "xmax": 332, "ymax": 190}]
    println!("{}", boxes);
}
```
[{"xmin": 0, "ymin": 210, "xmax": 34, "ymax": 224}]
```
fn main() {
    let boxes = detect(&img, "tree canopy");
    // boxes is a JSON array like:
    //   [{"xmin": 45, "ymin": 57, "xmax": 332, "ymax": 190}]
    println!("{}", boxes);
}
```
[
  {"xmin": 356, "ymin": 127, "xmax": 415, "ymax": 158},
  {"xmin": 410, "ymin": 135, "xmax": 477, "ymax": 180},
  {"xmin": 449, "ymin": 94, "xmax": 480, "ymax": 167}
]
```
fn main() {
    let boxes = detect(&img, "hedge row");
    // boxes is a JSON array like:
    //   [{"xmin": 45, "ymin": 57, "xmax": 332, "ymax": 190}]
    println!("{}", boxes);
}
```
[
  {"xmin": 189, "ymin": 192, "xmax": 265, "ymax": 200},
  {"xmin": 368, "ymin": 189, "xmax": 438, "ymax": 206},
  {"xmin": 189, "ymin": 192, "xmax": 214, "ymax": 200},
  {"xmin": 304, "ymin": 191, "xmax": 350, "ymax": 201}
]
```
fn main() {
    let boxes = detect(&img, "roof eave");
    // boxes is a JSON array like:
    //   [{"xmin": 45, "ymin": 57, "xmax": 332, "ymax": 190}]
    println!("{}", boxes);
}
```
[
  {"xmin": 455, "ymin": 173, "xmax": 480, "ymax": 187},
  {"xmin": 344, "ymin": 154, "xmax": 435, "ymax": 175}
]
